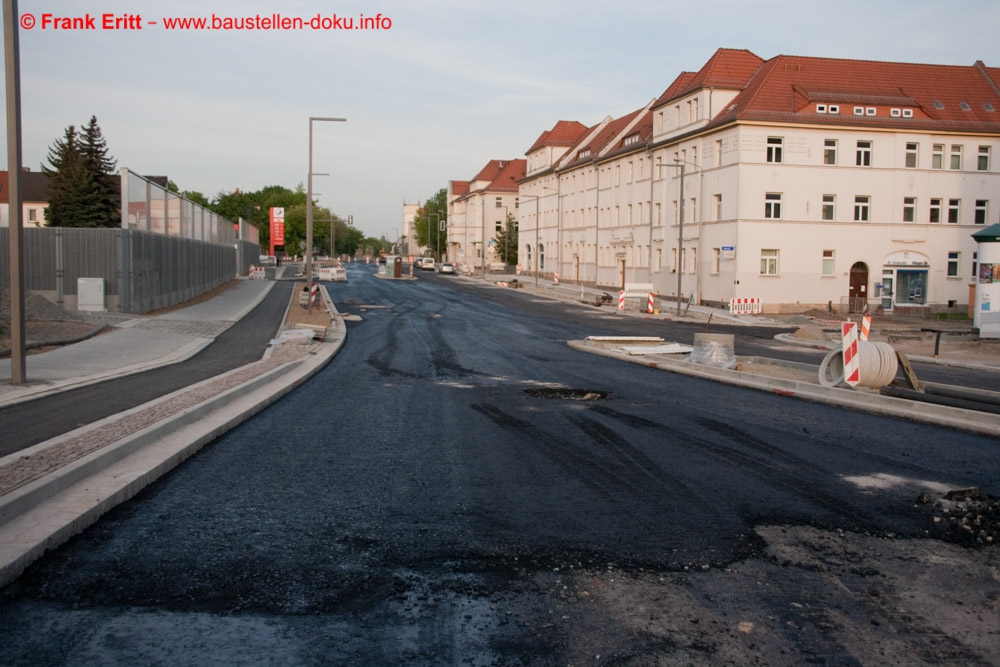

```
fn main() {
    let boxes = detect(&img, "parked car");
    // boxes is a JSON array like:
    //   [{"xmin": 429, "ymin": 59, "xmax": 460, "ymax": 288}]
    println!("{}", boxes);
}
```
[
  {"xmin": 439, "ymin": 262, "xmax": 455, "ymax": 274},
  {"xmin": 419, "ymin": 257, "xmax": 436, "ymax": 270}
]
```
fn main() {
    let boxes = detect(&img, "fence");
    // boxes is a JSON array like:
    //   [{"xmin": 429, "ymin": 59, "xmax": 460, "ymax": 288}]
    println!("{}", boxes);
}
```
[{"xmin": 0, "ymin": 172, "xmax": 260, "ymax": 313}]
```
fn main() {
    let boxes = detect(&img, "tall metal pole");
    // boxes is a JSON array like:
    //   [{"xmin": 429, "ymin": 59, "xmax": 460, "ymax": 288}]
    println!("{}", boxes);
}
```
[
  {"xmin": 306, "ymin": 116, "xmax": 346, "ymax": 286},
  {"xmin": 5, "ymin": 0, "xmax": 26, "ymax": 384},
  {"xmin": 480, "ymin": 196, "xmax": 486, "ymax": 280},
  {"xmin": 676, "ymin": 161, "xmax": 685, "ymax": 316}
]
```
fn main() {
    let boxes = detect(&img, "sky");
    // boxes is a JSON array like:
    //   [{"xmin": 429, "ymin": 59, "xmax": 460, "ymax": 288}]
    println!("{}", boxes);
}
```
[{"xmin": 2, "ymin": 0, "xmax": 1000, "ymax": 241}]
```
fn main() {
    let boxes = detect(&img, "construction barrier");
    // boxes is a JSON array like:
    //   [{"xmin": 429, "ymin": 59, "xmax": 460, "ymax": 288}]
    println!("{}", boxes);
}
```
[
  {"xmin": 647, "ymin": 293, "xmax": 655, "ymax": 314},
  {"xmin": 860, "ymin": 315, "xmax": 871, "ymax": 341},
  {"xmin": 729, "ymin": 297, "xmax": 762, "ymax": 315},
  {"xmin": 553, "ymin": 271, "xmax": 559, "ymax": 285},
  {"xmin": 618, "ymin": 290, "xmax": 625, "ymax": 310},
  {"xmin": 842, "ymin": 322, "xmax": 860, "ymax": 386},
  {"xmin": 248, "ymin": 265, "xmax": 265, "ymax": 280}
]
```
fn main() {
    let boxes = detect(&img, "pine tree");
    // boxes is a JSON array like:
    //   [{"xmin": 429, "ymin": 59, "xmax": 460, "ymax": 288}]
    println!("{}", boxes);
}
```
[
  {"xmin": 42, "ymin": 118, "xmax": 120, "ymax": 227},
  {"xmin": 79, "ymin": 116, "xmax": 120, "ymax": 227},
  {"xmin": 494, "ymin": 212, "xmax": 519, "ymax": 265}
]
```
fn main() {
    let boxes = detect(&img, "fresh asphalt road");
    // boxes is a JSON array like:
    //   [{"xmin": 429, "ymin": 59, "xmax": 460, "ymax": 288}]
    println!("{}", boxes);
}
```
[
  {"xmin": 1, "ymin": 264, "xmax": 997, "ymax": 664},
  {"xmin": 0, "ymin": 280, "xmax": 294, "ymax": 457}
]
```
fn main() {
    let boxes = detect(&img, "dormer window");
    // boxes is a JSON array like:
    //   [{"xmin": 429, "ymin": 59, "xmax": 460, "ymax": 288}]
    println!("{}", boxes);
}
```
[
  {"xmin": 578, "ymin": 148, "xmax": 591, "ymax": 160},
  {"xmin": 816, "ymin": 104, "xmax": 827, "ymax": 114},
  {"xmin": 829, "ymin": 105, "xmax": 840, "ymax": 114},
  {"xmin": 623, "ymin": 134, "xmax": 640, "ymax": 147}
]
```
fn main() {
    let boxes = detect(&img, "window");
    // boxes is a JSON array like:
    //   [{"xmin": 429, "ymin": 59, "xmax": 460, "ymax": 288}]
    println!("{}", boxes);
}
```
[
  {"xmin": 947, "ymin": 252, "xmax": 960, "ymax": 277},
  {"xmin": 948, "ymin": 198, "xmax": 960, "ymax": 223},
  {"xmin": 976, "ymin": 200, "xmax": 988, "ymax": 225},
  {"xmin": 692, "ymin": 98, "xmax": 700, "ymax": 121},
  {"xmin": 979, "ymin": 146, "xmax": 991, "ymax": 171},
  {"xmin": 655, "ymin": 202, "xmax": 661, "ymax": 226},
  {"xmin": 929, "ymin": 198, "xmax": 942, "ymax": 223},
  {"xmin": 495, "ymin": 197, "xmax": 502, "ymax": 208},
  {"xmin": 766, "ymin": 137, "xmax": 783, "ymax": 163},
  {"xmin": 822, "ymin": 195, "xmax": 835, "ymax": 221},
  {"xmin": 866, "ymin": 107, "xmax": 877, "ymax": 116},
  {"xmin": 903, "ymin": 197, "xmax": 916, "ymax": 223},
  {"xmin": 514, "ymin": 197, "xmax": 519, "ymax": 209},
  {"xmin": 950, "ymin": 144, "xmax": 963, "ymax": 170},
  {"xmin": 496, "ymin": 220, "xmax": 502, "ymax": 233},
  {"xmin": 526, "ymin": 244, "xmax": 532, "ymax": 264},
  {"xmin": 27, "ymin": 209, "xmax": 37, "ymax": 222},
  {"xmin": 538, "ymin": 244, "xmax": 545, "ymax": 270},
  {"xmin": 932, "ymin": 144, "xmax": 944, "ymax": 169},
  {"xmin": 711, "ymin": 248, "xmax": 720, "ymax": 274},
  {"xmin": 854, "ymin": 196, "xmax": 870, "ymax": 222},
  {"xmin": 713, "ymin": 194, "xmax": 722, "ymax": 221},
  {"xmin": 627, "ymin": 162, "xmax": 633, "ymax": 183},
  {"xmin": 760, "ymin": 249, "xmax": 779, "ymax": 275},
  {"xmin": 817, "ymin": 104, "xmax": 827, "ymax": 114},
  {"xmin": 853, "ymin": 106, "xmax": 864, "ymax": 116},
  {"xmin": 715, "ymin": 140, "xmax": 723, "ymax": 167},
  {"xmin": 824, "ymin": 139, "xmax": 837, "ymax": 165},
  {"xmin": 903, "ymin": 109, "xmax": 913, "ymax": 118},
  {"xmin": 822, "ymin": 250, "xmax": 834, "ymax": 276},
  {"xmin": 856, "ymin": 140, "xmax": 872, "ymax": 166},
  {"xmin": 764, "ymin": 193, "xmax": 782, "ymax": 219},
  {"xmin": 905, "ymin": 142, "xmax": 918, "ymax": 168},
  {"xmin": 829, "ymin": 105, "xmax": 840, "ymax": 115}
]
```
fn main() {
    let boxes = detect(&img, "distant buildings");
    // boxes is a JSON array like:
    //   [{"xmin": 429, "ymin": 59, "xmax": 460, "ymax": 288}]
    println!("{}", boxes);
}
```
[
  {"xmin": 447, "ymin": 48, "xmax": 1000, "ymax": 314},
  {"xmin": 447, "ymin": 159, "xmax": 525, "ymax": 272},
  {"xmin": 0, "ymin": 170, "xmax": 51, "ymax": 228}
]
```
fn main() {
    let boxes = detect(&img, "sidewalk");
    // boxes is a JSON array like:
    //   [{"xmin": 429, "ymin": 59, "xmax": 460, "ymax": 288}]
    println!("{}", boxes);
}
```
[{"xmin": 0, "ymin": 273, "xmax": 346, "ymax": 587}]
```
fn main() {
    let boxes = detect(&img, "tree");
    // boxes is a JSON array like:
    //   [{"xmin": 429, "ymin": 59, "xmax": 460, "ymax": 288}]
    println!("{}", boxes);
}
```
[
  {"xmin": 494, "ymin": 211, "xmax": 518, "ymax": 265},
  {"xmin": 42, "ymin": 117, "xmax": 120, "ymax": 227},
  {"xmin": 412, "ymin": 188, "xmax": 448, "ymax": 258},
  {"xmin": 78, "ymin": 116, "xmax": 120, "ymax": 227}
]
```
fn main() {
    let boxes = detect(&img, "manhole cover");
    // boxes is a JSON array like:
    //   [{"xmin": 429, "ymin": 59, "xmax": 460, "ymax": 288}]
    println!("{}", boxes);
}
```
[{"xmin": 524, "ymin": 388, "xmax": 610, "ymax": 401}]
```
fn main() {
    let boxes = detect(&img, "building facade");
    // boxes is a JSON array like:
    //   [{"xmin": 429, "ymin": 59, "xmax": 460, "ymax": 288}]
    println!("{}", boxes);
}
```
[
  {"xmin": 446, "ymin": 159, "xmax": 526, "ymax": 272},
  {"xmin": 514, "ymin": 49, "xmax": 1000, "ymax": 314}
]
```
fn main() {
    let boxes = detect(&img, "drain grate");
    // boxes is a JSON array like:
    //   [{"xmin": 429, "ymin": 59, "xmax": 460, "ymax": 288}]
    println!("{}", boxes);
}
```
[{"xmin": 524, "ymin": 388, "xmax": 610, "ymax": 401}]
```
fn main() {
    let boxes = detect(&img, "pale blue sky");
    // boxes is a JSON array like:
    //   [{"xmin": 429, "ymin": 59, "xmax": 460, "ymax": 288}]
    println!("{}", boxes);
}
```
[{"xmin": 2, "ymin": 0, "xmax": 999, "ymax": 239}]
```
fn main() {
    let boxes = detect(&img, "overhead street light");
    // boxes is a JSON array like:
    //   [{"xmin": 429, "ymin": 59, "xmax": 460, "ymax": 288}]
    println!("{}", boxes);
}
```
[
  {"xmin": 658, "ymin": 158, "xmax": 698, "ymax": 316},
  {"xmin": 306, "ymin": 116, "xmax": 346, "ymax": 286}
]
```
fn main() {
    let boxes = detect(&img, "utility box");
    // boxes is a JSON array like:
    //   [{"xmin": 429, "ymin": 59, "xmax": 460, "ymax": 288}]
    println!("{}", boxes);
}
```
[
  {"xmin": 77, "ymin": 278, "xmax": 106, "ymax": 312},
  {"xmin": 392, "ymin": 256, "xmax": 402, "ymax": 278}
]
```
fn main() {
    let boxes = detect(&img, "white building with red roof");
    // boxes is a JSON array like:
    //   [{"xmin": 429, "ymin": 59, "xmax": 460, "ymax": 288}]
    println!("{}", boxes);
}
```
[
  {"xmin": 515, "ymin": 48, "xmax": 1000, "ymax": 314},
  {"xmin": 446, "ymin": 159, "xmax": 526, "ymax": 272}
]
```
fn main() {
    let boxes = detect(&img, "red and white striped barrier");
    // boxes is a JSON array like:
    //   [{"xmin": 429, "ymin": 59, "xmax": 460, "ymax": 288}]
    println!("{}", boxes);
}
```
[
  {"xmin": 729, "ymin": 297, "xmax": 762, "ymax": 315},
  {"xmin": 842, "ymin": 322, "xmax": 860, "ymax": 386},
  {"xmin": 309, "ymin": 282, "xmax": 319, "ymax": 309},
  {"xmin": 553, "ymin": 271, "xmax": 559, "ymax": 285},
  {"xmin": 618, "ymin": 290, "xmax": 625, "ymax": 311},
  {"xmin": 647, "ymin": 293, "xmax": 654, "ymax": 313},
  {"xmin": 860, "ymin": 315, "xmax": 871, "ymax": 341},
  {"xmin": 249, "ymin": 265, "xmax": 265, "ymax": 279},
  {"xmin": 516, "ymin": 265, "xmax": 522, "ymax": 276}
]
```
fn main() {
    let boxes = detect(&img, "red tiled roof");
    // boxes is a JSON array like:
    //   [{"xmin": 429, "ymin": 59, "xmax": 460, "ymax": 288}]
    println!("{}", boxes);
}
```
[
  {"xmin": 561, "ymin": 107, "xmax": 651, "ymax": 168},
  {"xmin": 450, "ymin": 180, "xmax": 469, "ymax": 197},
  {"xmin": 525, "ymin": 120, "xmax": 589, "ymax": 154},
  {"xmin": 708, "ymin": 54, "xmax": 1000, "ymax": 132},
  {"xmin": 487, "ymin": 159, "xmax": 526, "ymax": 192},
  {"xmin": 0, "ymin": 170, "xmax": 52, "ymax": 203},
  {"xmin": 654, "ymin": 48, "xmax": 763, "ymax": 108},
  {"xmin": 471, "ymin": 160, "xmax": 505, "ymax": 184}
]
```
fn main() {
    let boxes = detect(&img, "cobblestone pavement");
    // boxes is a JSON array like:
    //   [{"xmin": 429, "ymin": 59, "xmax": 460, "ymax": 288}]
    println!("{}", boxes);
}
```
[{"xmin": 114, "ymin": 318, "xmax": 234, "ymax": 338}]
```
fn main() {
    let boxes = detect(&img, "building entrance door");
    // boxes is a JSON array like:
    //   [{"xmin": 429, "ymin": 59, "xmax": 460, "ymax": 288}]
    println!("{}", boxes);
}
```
[{"xmin": 849, "ymin": 262, "xmax": 869, "ymax": 312}]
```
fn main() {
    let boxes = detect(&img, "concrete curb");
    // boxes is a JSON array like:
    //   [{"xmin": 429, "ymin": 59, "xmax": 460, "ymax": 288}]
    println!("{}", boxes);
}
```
[
  {"xmin": 568, "ymin": 340, "xmax": 1000, "ymax": 438},
  {"xmin": 0, "ymin": 287, "xmax": 345, "ymax": 589}
]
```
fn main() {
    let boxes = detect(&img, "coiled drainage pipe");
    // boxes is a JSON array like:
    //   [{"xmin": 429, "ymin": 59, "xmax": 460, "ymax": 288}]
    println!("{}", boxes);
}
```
[{"xmin": 818, "ymin": 341, "xmax": 898, "ymax": 389}]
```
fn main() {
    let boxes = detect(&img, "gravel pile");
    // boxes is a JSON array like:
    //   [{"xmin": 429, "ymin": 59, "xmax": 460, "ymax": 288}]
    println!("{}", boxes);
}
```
[
  {"xmin": 917, "ymin": 487, "xmax": 999, "ymax": 547},
  {"xmin": 0, "ymin": 288, "xmax": 78, "ymax": 324}
]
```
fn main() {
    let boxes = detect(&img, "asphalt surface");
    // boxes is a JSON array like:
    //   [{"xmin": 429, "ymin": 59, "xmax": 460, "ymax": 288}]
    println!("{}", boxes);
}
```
[
  {"xmin": 1, "ymin": 263, "xmax": 997, "ymax": 665},
  {"xmin": 0, "ymin": 280, "xmax": 293, "ymax": 457}
]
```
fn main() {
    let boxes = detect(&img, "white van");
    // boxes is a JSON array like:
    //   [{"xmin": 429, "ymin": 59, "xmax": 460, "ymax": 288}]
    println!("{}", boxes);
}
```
[{"xmin": 419, "ymin": 257, "xmax": 435, "ymax": 270}]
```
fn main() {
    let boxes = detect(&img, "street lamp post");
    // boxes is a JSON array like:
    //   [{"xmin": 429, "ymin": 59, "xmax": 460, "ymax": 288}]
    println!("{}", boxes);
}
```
[
  {"xmin": 657, "ymin": 159, "xmax": 697, "ymax": 315},
  {"xmin": 517, "ymin": 187, "xmax": 556, "ymax": 288},
  {"xmin": 306, "ymin": 116, "xmax": 346, "ymax": 287},
  {"xmin": 429, "ymin": 212, "xmax": 441, "ymax": 261}
]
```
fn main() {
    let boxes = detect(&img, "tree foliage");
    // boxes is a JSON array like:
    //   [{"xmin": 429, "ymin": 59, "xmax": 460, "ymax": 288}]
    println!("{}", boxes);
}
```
[
  {"xmin": 412, "ymin": 188, "xmax": 448, "ymax": 258},
  {"xmin": 494, "ymin": 212, "xmax": 518, "ymax": 265},
  {"xmin": 42, "ymin": 118, "xmax": 120, "ymax": 228}
]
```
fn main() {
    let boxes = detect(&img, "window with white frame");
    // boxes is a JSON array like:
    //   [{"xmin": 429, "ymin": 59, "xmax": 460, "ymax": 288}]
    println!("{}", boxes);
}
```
[
  {"xmin": 767, "ymin": 137, "xmax": 783, "ymax": 163},
  {"xmin": 947, "ymin": 251, "xmax": 960, "ymax": 277},
  {"xmin": 822, "ymin": 250, "xmax": 834, "ymax": 276},
  {"xmin": 760, "ymin": 249, "xmax": 779, "ymax": 275},
  {"xmin": 822, "ymin": 195, "xmax": 835, "ymax": 221},
  {"xmin": 656, "ymin": 248, "xmax": 662, "ymax": 272},
  {"xmin": 976, "ymin": 200, "xmax": 988, "ymax": 225},
  {"xmin": 932, "ymin": 144, "xmax": 944, "ymax": 169},
  {"xmin": 903, "ymin": 197, "xmax": 916, "ymax": 222},
  {"xmin": 854, "ymin": 196, "xmax": 870, "ymax": 222},
  {"xmin": 824, "ymin": 139, "xmax": 837, "ymax": 165},
  {"xmin": 689, "ymin": 248, "xmax": 697, "ymax": 274},
  {"xmin": 948, "ymin": 198, "xmax": 960, "ymax": 223},
  {"xmin": 715, "ymin": 140, "xmax": 723, "ymax": 167},
  {"xmin": 671, "ymin": 248, "xmax": 677, "ymax": 273},
  {"xmin": 495, "ymin": 197, "xmax": 502, "ymax": 208},
  {"xmin": 711, "ymin": 248, "xmax": 720, "ymax": 274},
  {"xmin": 764, "ymin": 193, "xmax": 782, "ymax": 219},
  {"xmin": 713, "ymin": 194, "xmax": 722, "ymax": 221},
  {"xmin": 950, "ymin": 144, "xmax": 963, "ymax": 170},
  {"xmin": 27, "ymin": 209, "xmax": 37, "ymax": 222},
  {"xmin": 856, "ymin": 140, "xmax": 872, "ymax": 166},
  {"xmin": 905, "ymin": 142, "xmax": 918, "ymax": 168},
  {"xmin": 655, "ymin": 202, "xmax": 661, "ymax": 226},
  {"xmin": 930, "ymin": 198, "xmax": 942, "ymax": 223},
  {"xmin": 979, "ymin": 146, "xmax": 991, "ymax": 171}
]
